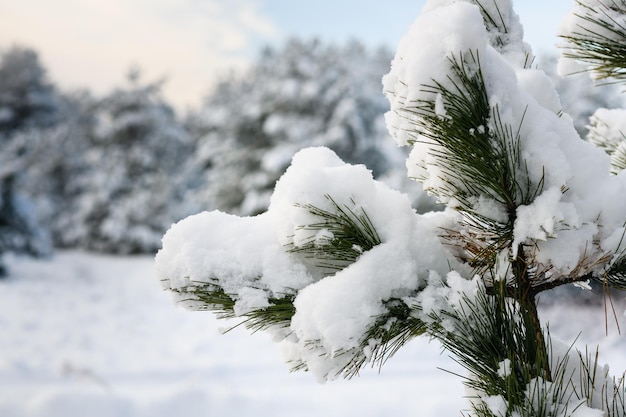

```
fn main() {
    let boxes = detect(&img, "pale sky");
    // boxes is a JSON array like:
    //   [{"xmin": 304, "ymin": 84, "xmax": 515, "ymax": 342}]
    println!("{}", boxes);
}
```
[{"xmin": 0, "ymin": 0, "xmax": 573, "ymax": 112}]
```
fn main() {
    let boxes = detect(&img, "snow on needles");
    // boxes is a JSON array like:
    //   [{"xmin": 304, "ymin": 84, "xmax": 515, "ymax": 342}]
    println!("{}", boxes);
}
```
[
  {"xmin": 383, "ymin": 0, "xmax": 626, "ymax": 280},
  {"xmin": 156, "ymin": 146, "xmax": 465, "ymax": 380}
]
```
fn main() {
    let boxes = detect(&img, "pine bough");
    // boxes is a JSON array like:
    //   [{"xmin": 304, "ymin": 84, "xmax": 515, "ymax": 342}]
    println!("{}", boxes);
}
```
[{"xmin": 156, "ymin": 1, "xmax": 626, "ymax": 415}]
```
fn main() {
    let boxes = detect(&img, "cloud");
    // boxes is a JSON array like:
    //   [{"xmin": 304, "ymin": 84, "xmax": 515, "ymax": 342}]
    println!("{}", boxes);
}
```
[{"xmin": 0, "ymin": 0, "xmax": 280, "ymax": 111}]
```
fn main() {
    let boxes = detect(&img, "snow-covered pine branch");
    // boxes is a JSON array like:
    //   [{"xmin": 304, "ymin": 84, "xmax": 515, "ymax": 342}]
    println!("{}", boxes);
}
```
[
  {"xmin": 559, "ymin": 0, "xmax": 626, "ymax": 82},
  {"xmin": 156, "ymin": 146, "xmax": 465, "ymax": 379},
  {"xmin": 157, "ymin": 0, "xmax": 626, "ymax": 415},
  {"xmin": 384, "ymin": 0, "xmax": 626, "ymax": 291}
]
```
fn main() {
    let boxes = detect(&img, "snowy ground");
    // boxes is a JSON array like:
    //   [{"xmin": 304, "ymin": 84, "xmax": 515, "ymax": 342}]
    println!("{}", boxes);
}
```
[{"xmin": 1, "ymin": 251, "xmax": 625, "ymax": 417}]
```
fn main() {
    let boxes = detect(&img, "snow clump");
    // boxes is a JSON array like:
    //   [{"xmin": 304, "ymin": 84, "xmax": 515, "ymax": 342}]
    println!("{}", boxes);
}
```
[{"xmin": 156, "ymin": 147, "xmax": 466, "ymax": 380}]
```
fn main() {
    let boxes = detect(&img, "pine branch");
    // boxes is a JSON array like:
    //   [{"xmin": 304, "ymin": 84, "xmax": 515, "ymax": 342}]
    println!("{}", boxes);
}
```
[
  {"xmin": 427, "ymin": 282, "xmax": 576, "ymax": 416},
  {"xmin": 415, "ymin": 52, "xmax": 540, "ymax": 210},
  {"xmin": 560, "ymin": 0, "xmax": 626, "ymax": 81},
  {"xmin": 526, "ymin": 273, "xmax": 595, "ymax": 294},
  {"xmin": 437, "ymin": 284, "xmax": 548, "ymax": 393},
  {"xmin": 169, "ymin": 279, "xmax": 296, "ymax": 332}
]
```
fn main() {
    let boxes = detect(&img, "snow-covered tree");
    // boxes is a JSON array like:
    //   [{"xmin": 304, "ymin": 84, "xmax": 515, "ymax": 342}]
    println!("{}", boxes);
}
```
[
  {"xmin": 0, "ymin": 45, "xmax": 57, "ymax": 274},
  {"xmin": 157, "ymin": 1, "xmax": 626, "ymax": 416},
  {"xmin": 72, "ymin": 69, "xmax": 193, "ymax": 254},
  {"xmin": 186, "ymin": 39, "xmax": 411, "ymax": 216},
  {"xmin": 0, "ymin": 45, "xmax": 59, "ymax": 133},
  {"xmin": 16, "ymin": 90, "xmax": 97, "ymax": 248}
]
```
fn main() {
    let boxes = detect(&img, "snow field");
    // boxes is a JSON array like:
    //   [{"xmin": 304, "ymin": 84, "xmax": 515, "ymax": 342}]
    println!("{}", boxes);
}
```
[
  {"xmin": 1, "ymin": 251, "xmax": 624, "ymax": 416},
  {"xmin": 1, "ymin": 251, "xmax": 466, "ymax": 417}
]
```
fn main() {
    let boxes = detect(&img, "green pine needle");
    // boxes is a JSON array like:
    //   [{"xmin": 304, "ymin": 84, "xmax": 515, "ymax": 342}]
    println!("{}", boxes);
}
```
[
  {"xmin": 475, "ymin": 0, "xmax": 509, "ymax": 50},
  {"xmin": 230, "ymin": 295, "xmax": 296, "ymax": 333},
  {"xmin": 339, "ymin": 298, "xmax": 427, "ymax": 379},
  {"xmin": 414, "ymin": 51, "xmax": 541, "ymax": 211},
  {"xmin": 170, "ymin": 280, "xmax": 237, "ymax": 318},
  {"xmin": 575, "ymin": 346, "xmax": 626, "ymax": 417},
  {"xmin": 286, "ymin": 194, "xmax": 382, "ymax": 275},
  {"xmin": 600, "ymin": 227, "xmax": 626, "ymax": 290},
  {"xmin": 428, "ymin": 283, "xmax": 572, "ymax": 416},
  {"xmin": 170, "ymin": 279, "xmax": 296, "ymax": 332}
]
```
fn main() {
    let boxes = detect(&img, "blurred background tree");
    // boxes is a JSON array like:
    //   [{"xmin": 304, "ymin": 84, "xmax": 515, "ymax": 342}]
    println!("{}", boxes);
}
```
[{"xmin": 0, "ymin": 45, "xmax": 59, "ymax": 274}]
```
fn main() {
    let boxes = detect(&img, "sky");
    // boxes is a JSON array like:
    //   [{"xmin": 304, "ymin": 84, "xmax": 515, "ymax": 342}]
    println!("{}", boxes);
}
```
[{"xmin": 0, "ymin": 0, "xmax": 574, "ymax": 112}]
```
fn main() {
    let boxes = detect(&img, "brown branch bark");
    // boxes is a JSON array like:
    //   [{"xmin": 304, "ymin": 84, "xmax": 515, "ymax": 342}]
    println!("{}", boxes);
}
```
[{"xmin": 512, "ymin": 244, "xmax": 552, "ymax": 381}]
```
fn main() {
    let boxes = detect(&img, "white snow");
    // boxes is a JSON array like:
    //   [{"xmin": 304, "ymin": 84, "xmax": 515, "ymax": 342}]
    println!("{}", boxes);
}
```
[{"xmin": 2, "ymin": 251, "xmax": 624, "ymax": 416}]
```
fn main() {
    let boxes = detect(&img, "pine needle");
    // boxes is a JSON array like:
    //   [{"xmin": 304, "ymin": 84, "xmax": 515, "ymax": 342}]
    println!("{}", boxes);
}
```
[{"xmin": 286, "ymin": 194, "xmax": 382, "ymax": 275}]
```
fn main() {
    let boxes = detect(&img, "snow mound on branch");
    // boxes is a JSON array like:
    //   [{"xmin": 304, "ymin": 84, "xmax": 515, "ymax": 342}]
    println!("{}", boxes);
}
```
[{"xmin": 156, "ymin": 146, "xmax": 463, "ymax": 380}]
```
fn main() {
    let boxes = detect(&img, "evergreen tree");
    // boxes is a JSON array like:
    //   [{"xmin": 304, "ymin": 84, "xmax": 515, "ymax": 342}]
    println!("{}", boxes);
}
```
[
  {"xmin": 0, "ymin": 45, "xmax": 57, "ymax": 274},
  {"xmin": 73, "ymin": 69, "xmax": 193, "ymax": 254},
  {"xmin": 156, "ymin": 1, "xmax": 626, "ymax": 416},
  {"xmin": 17, "ymin": 90, "xmax": 97, "ymax": 248},
  {"xmin": 0, "ymin": 45, "xmax": 58, "ymax": 132}
]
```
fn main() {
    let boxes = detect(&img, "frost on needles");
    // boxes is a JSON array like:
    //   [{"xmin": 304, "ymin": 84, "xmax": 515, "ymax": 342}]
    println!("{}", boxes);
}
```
[{"xmin": 156, "ymin": 0, "xmax": 626, "ymax": 416}]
